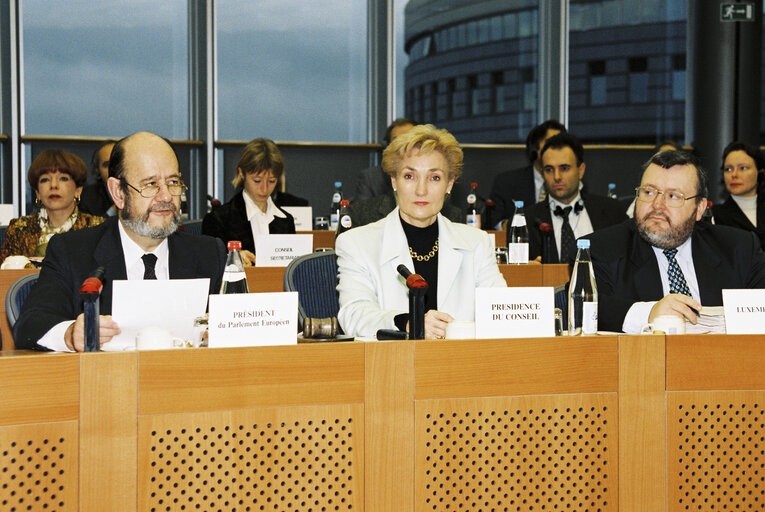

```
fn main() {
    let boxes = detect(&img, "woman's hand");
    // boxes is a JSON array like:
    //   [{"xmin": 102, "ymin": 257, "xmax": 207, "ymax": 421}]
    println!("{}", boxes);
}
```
[
  {"xmin": 240, "ymin": 249, "xmax": 256, "ymax": 267},
  {"xmin": 424, "ymin": 310, "xmax": 454, "ymax": 339}
]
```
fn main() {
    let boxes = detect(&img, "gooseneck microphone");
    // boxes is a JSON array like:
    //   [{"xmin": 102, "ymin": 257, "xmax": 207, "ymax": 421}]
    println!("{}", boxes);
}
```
[
  {"xmin": 79, "ymin": 267, "xmax": 105, "ymax": 352},
  {"xmin": 538, "ymin": 221, "xmax": 554, "ymax": 263},
  {"xmin": 397, "ymin": 264, "xmax": 427, "ymax": 340}
]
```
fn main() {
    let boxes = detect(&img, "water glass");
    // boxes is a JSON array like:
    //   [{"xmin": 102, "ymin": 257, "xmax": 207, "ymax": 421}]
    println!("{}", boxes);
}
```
[
  {"xmin": 314, "ymin": 216, "xmax": 329, "ymax": 230},
  {"xmin": 495, "ymin": 246, "xmax": 509, "ymax": 264}
]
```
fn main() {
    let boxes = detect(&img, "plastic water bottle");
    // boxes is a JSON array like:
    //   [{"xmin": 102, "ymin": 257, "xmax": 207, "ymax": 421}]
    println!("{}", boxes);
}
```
[
  {"xmin": 330, "ymin": 181, "xmax": 343, "ymax": 231},
  {"xmin": 607, "ymin": 183, "xmax": 617, "ymax": 200},
  {"xmin": 219, "ymin": 240, "xmax": 250, "ymax": 294},
  {"xmin": 507, "ymin": 200, "xmax": 529, "ymax": 264},
  {"xmin": 568, "ymin": 239, "xmax": 598, "ymax": 335},
  {"xmin": 336, "ymin": 199, "xmax": 352, "ymax": 237},
  {"xmin": 466, "ymin": 182, "xmax": 481, "ymax": 229}
]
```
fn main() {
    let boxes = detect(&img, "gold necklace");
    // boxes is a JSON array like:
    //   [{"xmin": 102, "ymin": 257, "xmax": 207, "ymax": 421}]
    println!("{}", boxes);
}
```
[{"xmin": 409, "ymin": 239, "xmax": 439, "ymax": 262}]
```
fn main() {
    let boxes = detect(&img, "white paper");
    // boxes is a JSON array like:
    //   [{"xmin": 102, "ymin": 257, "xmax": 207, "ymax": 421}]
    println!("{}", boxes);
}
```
[
  {"xmin": 475, "ymin": 287, "xmax": 555, "ymax": 338},
  {"xmin": 103, "ymin": 279, "xmax": 210, "ymax": 351},
  {"xmin": 208, "ymin": 292, "xmax": 298, "ymax": 347},
  {"xmin": 282, "ymin": 206, "xmax": 313, "ymax": 231},
  {"xmin": 255, "ymin": 234, "xmax": 313, "ymax": 267},
  {"xmin": 0, "ymin": 204, "xmax": 14, "ymax": 225},
  {"xmin": 722, "ymin": 289, "xmax": 765, "ymax": 334}
]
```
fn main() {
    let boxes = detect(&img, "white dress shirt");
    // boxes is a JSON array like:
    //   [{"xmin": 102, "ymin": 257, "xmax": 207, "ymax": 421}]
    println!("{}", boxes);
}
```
[
  {"xmin": 242, "ymin": 192, "xmax": 286, "ymax": 249},
  {"xmin": 731, "ymin": 194, "xmax": 757, "ymax": 227},
  {"xmin": 549, "ymin": 193, "xmax": 594, "ymax": 260},
  {"xmin": 621, "ymin": 236, "xmax": 700, "ymax": 333},
  {"xmin": 533, "ymin": 169, "xmax": 545, "ymax": 202},
  {"xmin": 37, "ymin": 219, "xmax": 170, "ymax": 352}
]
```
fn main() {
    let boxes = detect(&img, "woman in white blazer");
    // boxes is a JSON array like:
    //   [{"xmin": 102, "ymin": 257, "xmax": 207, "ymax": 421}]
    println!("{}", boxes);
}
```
[{"xmin": 336, "ymin": 124, "xmax": 506, "ymax": 338}]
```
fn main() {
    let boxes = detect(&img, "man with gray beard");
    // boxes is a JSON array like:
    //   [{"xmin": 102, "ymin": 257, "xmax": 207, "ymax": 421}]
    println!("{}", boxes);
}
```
[
  {"xmin": 15, "ymin": 132, "xmax": 226, "ymax": 351},
  {"xmin": 584, "ymin": 150, "xmax": 765, "ymax": 333}
]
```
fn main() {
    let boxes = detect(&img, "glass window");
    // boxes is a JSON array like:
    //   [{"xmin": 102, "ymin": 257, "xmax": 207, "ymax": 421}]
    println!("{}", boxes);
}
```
[
  {"xmin": 521, "ymin": 67, "xmax": 536, "ymax": 112},
  {"xmin": 467, "ymin": 21, "xmax": 478, "ymax": 46},
  {"xmin": 629, "ymin": 57, "xmax": 648, "ymax": 103},
  {"xmin": 504, "ymin": 13, "xmax": 517, "ymax": 39},
  {"xmin": 22, "ymin": 0, "xmax": 189, "ymax": 138},
  {"xmin": 478, "ymin": 19, "xmax": 490, "ymax": 44},
  {"xmin": 493, "ymin": 71, "xmax": 506, "ymax": 113},
  {"xmin": 217, "ymin": 0, "xmax": 367, "ymax": 142},
  {"xmin": 519, "ymin": 11, "xmax": 533, "ymax": 38},
  {"xmin": 490, "ymin": 16, "xmax": 503, "ymax": 42},
  {"xmin": 589, "ymin": 60, "xmax": 607, "ymax": 106},
  {"xmin": 468, "ymin": 75, "xmax": 479, "ymax": 115},
  {"xmin": 672, "ymin": 54, "xmax": 685, "ymax": 102}
]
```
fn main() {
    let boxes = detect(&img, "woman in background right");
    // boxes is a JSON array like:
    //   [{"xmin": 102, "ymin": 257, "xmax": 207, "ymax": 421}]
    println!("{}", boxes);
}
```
[{"xmin": 712, "ymin": 141, "xmax": 765, "ymax": 250}]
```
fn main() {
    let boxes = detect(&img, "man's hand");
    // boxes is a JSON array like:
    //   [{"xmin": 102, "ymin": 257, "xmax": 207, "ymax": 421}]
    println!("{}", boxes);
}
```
[
  {"xmin": 649, "ymin": 294, "xmax": 701, "ymax": 324},
  {"xmin": 64, "ymin": 314, "xmax": 121, "ymax": 352},
  {"xmin": 240, "ymin": 249, "xmax": 256, "ymax": 267}
]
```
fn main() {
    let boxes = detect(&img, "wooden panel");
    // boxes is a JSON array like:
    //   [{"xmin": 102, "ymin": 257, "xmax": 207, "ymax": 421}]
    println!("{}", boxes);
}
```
[
  {"xmin": 415, "ymin": 337, "xmax": 618, "ymax": 400},
  {"xmin": 667, "ymin": 390, "xmax": 765, "ymax": 511},
  {"xmin": 415, "ymin": 393, "xmax": 618, "ymax": 511},
  {"xmin": 365, "ymin": 341, "xmax": 415, "ymax": 511},
  {"xmin": 80, "ymin": 351, "xmax": 138, "ymax": 511},
  {"xmin": 244, "ymin": 266, "xmax": 285, "ymax": 292},
  {"xmin": 139, "ymin": 343, "xmax": 364, "ymax": 415},
  {"xmin": 0, "ymin": 268, "xmax": 39, "ymax": 350},
  {"xmin": 310, "ymin": 229, "xmax": 336, "ymax": 250},
  {"xmin": 542, "ymin": 263, "xmax": 570, "ymax": 287},
  {"xmin": 0, "ymin": 353, "xmax": 78, "ymax": 426},
  {"xmin": 667, "ymin": 334, "xmax": 765, "ymax": 390},
  {"xmin": 0, "ymin": 421, "xmax": 79, "ymax": 511},
  {"xmin": 500, "ymin": 264, "xmax": 544, "ymax": 286},
  {"xmin": 138, "ymin": 405, "xmax": 364, "ymax": 512},
  {"xmin": 618, "ymin": 334, "xmax": 666, "ymax": 510}
]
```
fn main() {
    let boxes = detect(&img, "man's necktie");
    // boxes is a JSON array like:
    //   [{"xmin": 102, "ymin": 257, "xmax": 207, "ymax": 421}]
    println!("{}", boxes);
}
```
[
  {"xmin": 142, "ymin": 254, "xmax": 158, "ymax": 280},
  {"xmin": 663, "ymin": 248, "xmax": 691, "ymax": 296},
  {"xmin": 553, "ymin": 205, "xmax": 576, "ymax": 262}
]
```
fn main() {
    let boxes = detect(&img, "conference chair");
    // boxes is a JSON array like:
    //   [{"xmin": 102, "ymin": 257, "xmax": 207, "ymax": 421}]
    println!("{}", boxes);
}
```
[
  {"xmin": 283, "ymin": 250, "xmax": 339, "ymax": 327},
  {"xmin": 6, "ymin": 272, "xmax": 39, "ymax": 328}
]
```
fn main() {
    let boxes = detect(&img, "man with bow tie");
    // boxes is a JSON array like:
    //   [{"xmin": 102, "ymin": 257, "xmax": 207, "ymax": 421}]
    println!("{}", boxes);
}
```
[{"xmin": 526, "ymin": 133, "xmax": 626, "ymax": 263}]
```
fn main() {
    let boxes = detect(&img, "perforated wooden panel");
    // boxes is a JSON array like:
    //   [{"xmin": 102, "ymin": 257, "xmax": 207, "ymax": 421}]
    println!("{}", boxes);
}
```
[
  {"xmin": 138, "ymin": 404, "xmax": 362, "ymax": 512},
  {"xmin": 0, "ymin": 422, "xmax": 78, "ymax": 512},
  {"xmin": 668, "ymin": 391, "xmax": 765, "ymax": 511},
  {"xmin": 415, "ymin": 394, "xmax": 616, "ymax": 511}
]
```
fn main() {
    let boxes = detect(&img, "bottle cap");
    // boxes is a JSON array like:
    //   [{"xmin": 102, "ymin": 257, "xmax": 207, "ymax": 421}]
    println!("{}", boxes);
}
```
[
  {"xmin": 608, "ymin": 183, "xmax": 615, "ymax": 188},
  {"xmin": 334, "ymin": 181, "xmax": 342, "ymax": 188},
  {"xmin": 340, "ymin": 199, "xmax": 349, "ymax": 207},
  {"xmin": 577, "ymin": 239, "xmax": 590, "ymax": 249},
  {"xmin": 471, "ymin": 182, "xmax": 478, "ymax": 188},
  {"xmin": 227, "ymin": 240, "xmax": 242, "ymax": 251},
  {"xmin": 515, "ymin": 200, "xmax": 524, "ymax": 208}
]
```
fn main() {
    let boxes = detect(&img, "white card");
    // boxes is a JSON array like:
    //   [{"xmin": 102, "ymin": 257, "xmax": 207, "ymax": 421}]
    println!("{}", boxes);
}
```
[
  {"xmin": 282, "ymin": 206, "xmax": 313, "ymax": 231},
  {"xmin": 475, "ymin": 287, "xmax": 555, "ymax": 338},
  {"xmin": 255, "ymin": 234, "xmax": 313, "ymax": 267},
  {"xmin": 722, "ymin": 289, "xmax": 765, "ymax": 334},
  {"xmin": 208, "ymin": 291, "xmax": 298, "ymax": 347},
  {"xmin": 0, "ymin": 204, "xmax": 14, "ymax": 225},
  {"xmin": 105, "ymin": 278, "xmax": 210, "ymax": 351}
]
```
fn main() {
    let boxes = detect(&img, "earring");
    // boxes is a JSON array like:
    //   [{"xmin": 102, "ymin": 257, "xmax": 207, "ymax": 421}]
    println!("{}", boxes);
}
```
[
  {"xmin": 35, "ymin": 197, "xmax": 43, "ymax": 209},
  {"xmin": 75, "ymin": 196, "xmax": 80, "ymax": 204}
]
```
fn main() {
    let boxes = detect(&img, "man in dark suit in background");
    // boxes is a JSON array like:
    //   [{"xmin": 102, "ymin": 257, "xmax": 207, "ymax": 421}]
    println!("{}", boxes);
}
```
[
  {"xmin": 15, "ymin": 132, "xmax": 226, "ymax": 352},
  {"xmin": 79, "ymin": 140, "xmax": 118, "ymax": 217},
  {"xmin": 487, "ymin": 119, "xmax": 566, "ymax": 229},
  {"xmin": 352, "ymin": 118, "xmax": 416, "ymax": 202},
  {"xmin": 586, "ymin": 150, "xmax": 765, "ymax": 333},
  {"xmin": 527, "ymin": 133, "xmax": 626, "ymax": 263}
]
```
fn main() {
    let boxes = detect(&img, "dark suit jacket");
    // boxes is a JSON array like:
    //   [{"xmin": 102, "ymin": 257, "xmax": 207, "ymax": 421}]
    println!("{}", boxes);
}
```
[
  {"xmin": 348, "ymin": 189, "xmax": 465, "ymax": 228},
  {"xmin": 353, "ymin": 165, "xmax": 392, "ymax": 202},
  {"xmin": 487, "ymin": 164, "xmax": 536, "ymax": 228},
  {"xmin": 712, "ymin": 196, "xmax": 765, "ymax": 250},
  {"xmin": 79, "ymin": 182, "xmax": 114, "ymax": 217},
  {"xmin": 527, "ymin": 194, "xmax": 628, "ymax": 263},
  {"xmin": 14, "ymin": 216, "xmax": 226, "ymax": 349},
  {"xmin": 202, "ymin": 190, "xmax": 296, "ymax": 253},
  {"xmin": 586, "ymin": 220, "xmax": 765, "ymax": 332}
]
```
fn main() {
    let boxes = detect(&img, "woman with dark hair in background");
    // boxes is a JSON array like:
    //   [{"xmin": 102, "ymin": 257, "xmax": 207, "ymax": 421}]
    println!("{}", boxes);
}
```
[
  {"xmin": 712, "ymin": 141, "xmax": 765, "ymax": 250},
  {"xmin": 1, "ymin": 149, "xmax": 104, "ymax": 267},
  {"xmin": 202, "ymin": 138, "xmax": 295, "ymax": 265}
]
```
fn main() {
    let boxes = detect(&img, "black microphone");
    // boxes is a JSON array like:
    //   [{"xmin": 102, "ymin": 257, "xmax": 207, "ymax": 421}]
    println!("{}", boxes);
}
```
[
  {"xmin": 80, "ymin": 266, "xmax": 105, "ymax": 352},
  {"xmin": 397, "ymin": 264, "xmax": 428, "ymax": 289},
  {"xmin": 537, "ymin": 220, "xmax": 554, "ymax": 263}
]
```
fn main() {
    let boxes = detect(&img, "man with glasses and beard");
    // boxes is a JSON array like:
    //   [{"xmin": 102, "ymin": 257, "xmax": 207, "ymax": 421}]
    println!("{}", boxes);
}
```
[
  {"xmin": 585, "ymin": 150, "xmax": 765, "ymax": 333},
  {"xmin": 15, "ymin": 132, "xmax": 226, "ymax": 351}
]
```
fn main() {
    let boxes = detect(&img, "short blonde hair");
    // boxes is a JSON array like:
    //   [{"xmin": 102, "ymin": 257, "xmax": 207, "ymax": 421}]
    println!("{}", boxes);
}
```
[
  {"xmin": 381, "ymin": 124, "xmax": 463, "ymax": 180},
  {"xmin": 232, "ymin": 138, "xmax": 285, "ymax": 188}
]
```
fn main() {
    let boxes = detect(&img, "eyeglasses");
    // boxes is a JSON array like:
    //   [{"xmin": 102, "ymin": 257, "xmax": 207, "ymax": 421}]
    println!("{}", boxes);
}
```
[
  {"xmin": 123, "ymin": 178, "xmax": 188, "ymax": 198},
  {"xmin": 634, "ymin": 186, "xmax": 698, "ymax": 208}
]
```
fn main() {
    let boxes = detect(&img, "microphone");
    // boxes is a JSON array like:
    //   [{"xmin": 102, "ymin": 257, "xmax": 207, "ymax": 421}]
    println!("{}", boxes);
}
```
[
  {"xmin": 79, "ymin": 267, "xmax": 105, "ymax": 294},
  {"xmin": 397, "ymin": 264, "xmax": 428, "ymax": 289},
  {"xmin": 80, "ymin": 267, "xmax": 105, "ymax": 352},
  {"xmin": 537, "ymin": 221, "xmax": 554, "ymax": 263}
]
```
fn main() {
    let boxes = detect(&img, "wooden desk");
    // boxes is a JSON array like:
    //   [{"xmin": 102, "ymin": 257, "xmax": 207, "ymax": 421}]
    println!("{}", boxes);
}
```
[{"xmin": 301, "ymin": 229, "xmax": 507, "ymax": 250}]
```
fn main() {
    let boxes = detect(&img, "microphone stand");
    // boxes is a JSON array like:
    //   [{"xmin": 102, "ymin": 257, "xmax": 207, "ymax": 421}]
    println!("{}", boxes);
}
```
[
  {"xmin": 538, "ymin": 221, "xmax": 554, "ymax": 264},
  {"xmin": 397, "ymin": 264, "xmax": 428, "ymax": 340},
  {"xmin": 79, "ymin": 267, "xmax": 105, "ymax": 352}
]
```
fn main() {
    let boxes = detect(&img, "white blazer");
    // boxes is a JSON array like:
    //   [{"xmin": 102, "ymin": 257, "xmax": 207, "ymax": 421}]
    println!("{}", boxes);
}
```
[{"xmin": 336, "ymin": 208, "xmax": 507, "ymax": 337}]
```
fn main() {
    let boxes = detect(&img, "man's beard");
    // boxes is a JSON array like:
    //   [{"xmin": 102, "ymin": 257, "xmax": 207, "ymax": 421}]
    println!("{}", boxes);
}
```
[
  {"xmin": 120, "ymin": 195, "xmax": 180, "ymax": 239},
  {"xmin": 636, "ymin": 209, "xmax": 696, "ymax": 250}
]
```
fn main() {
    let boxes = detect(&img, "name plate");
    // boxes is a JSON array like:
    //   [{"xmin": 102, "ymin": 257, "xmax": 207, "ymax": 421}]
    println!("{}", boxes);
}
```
[
  {"xmin": 282, "ymin": 206, "xmax": 313, "ymax": 231},
  {"xmin": 475, "ymin": 287, "xmax": 555, "ymax": 338},
  {"xmin": 255, "ymin": 234, "xmax": 313, "ymax": 267},
  {"xmin": 722, "ymin": 289, "xmax": 765, "ymax": 334},
  {"xmin": 208, "ymin": 291, "xmax": 298, "ymax": 347}
]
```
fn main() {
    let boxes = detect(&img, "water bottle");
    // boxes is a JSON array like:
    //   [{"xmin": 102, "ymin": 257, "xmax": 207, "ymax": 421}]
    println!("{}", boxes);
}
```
[
  {"xmin": 330, "ymin": 181, "xmax": 343, "ymax": 231},
  {"xmin": 568, "ymin": 239, "xmax": 598, "ymax": 335},
  {"xmin": 336, "ymin": 199, "xmax": 352, "ymax": 237},
  {"xmin": 219, "ymin": 240, "xmax": 250, "ymax": 294},
  {"xmin": 180, "ymin": 190, "xmax": 190, "ymax": 220},
  {"xmin": 607, "ymin": 183, "xmax": 617, "ymax": 200},
  {"xmin": 507, "ymin": 200, "xmax": 529, "ymax": 264},
  {"xmin": 466, "ymin": 182, "xmax": 481, "ymax": 229}
]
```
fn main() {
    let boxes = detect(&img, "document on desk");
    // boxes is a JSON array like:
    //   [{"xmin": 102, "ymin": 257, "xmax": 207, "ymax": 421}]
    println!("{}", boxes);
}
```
[{"xmin": 102, "ymin": 279, "xmax": 211, "ymax": 351}]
